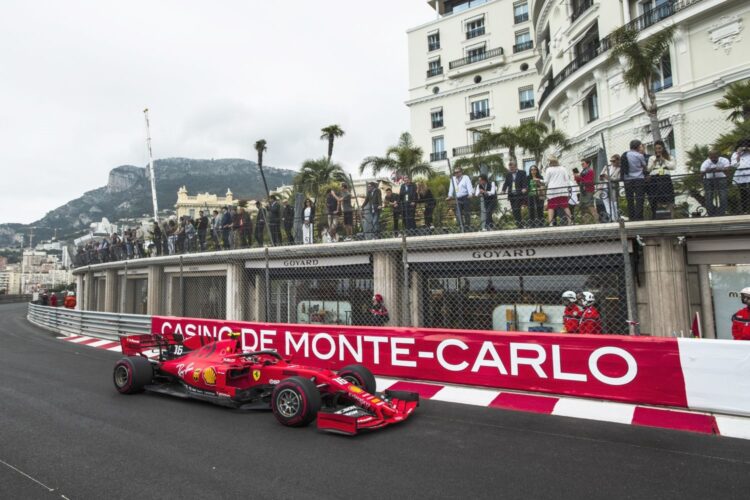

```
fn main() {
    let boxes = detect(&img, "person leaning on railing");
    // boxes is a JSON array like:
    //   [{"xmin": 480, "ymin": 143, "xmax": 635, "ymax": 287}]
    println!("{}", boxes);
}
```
[
  {"xmin": 599, "ymin": 155, "xmax": 621, "ymax": 222},
  {"xmin": 645, "ymin": 140, "xmax": 675, "ymax": 219},
  {"xmin": 701, "ymin": 149, "xmax": 730, "ymax": 217},
  {"xmin": 731, "ymin": 139, "xmax": 750, "ymax": 214},
  {"xmin": 544, "ymin": 156, "xmax": 573, "ymax": 225}
]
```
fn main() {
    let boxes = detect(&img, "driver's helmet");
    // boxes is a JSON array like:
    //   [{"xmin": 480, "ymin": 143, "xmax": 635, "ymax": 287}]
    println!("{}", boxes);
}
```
[
  {"xmin": 562, "ymin": 291, "xmax": 577, "ymax": 304},
  {"xmin": 580, "ymin": 291, "xmax": 596, "ymax": 307},
  {"xmin": 741, "ymin": 287, "xmax": 750, "ymax": 306}
]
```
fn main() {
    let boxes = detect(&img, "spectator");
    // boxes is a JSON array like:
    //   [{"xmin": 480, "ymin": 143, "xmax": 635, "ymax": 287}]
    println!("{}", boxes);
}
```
[
  {"xmin": 282, "ymin": 199, "xmax": 295, "ymax": 244},
  {"xmin": 254, "ymin": 201, "xmax": 267, "ymax": 247},
  {"xmin": 340, "ymin": 183, "xmax": 354, "ymax": 241},
  {"xmin": 622, "ymin": 139, "xmax": 648, "ymax": 220},
  {"xmin": 269, "ymin": 196, "xmax": 282, "ymax": 246},
  {"xmin": 362, "ymin": 182, "xmax": 382, "ymax": 240},
  {"xmin": 211, "ymin": 210, "xmax": 222, "ymax": 250},
  {"xmin": 302, "ymin": 198, "xmax": 315, "ymax": 244},
  {"xmin": 168, "ymin": 219, "xmax": 178, "ymax": 254},
  {"xmin": 176, "ymin": 219, "xmax": 186, "ymax": 253},
  {"xmin": 64, "ymin": 291, "xmax": 76, "ymax": 309},
  {"xmin": 527, "ymin": 165, "xmax": 546, "ymax": 227},
  {"xmin": 384, "ymin": 187, "xmax": 400, "ymax": 235},
  {"xmin": 41, "ymin": 292, "xmax": 49, "ymax": 306},
  {"xmin": 568, "ymin": 168, "xmax": 580, "ymax": 222},
  {"xmin": 600, "ymin": 155, "xmax": 621, "ymax": 221},
  {"xmin": 152, "ymin": 221, "xmax": 162, "ymax": 256},
  {"xmin": 416, "ymin": 181, "xmax": 435, "ymax": 229},
  {"xmin": 561, "ymin": 290, "xmax": 581, "ymax": 334},
  {"xmin": 326, "ymin": 188, "xmax": 339, "ymax": 240},
  {"xmin": 240, "ymin": 206, "xmax": 252, "ymax": 248},
  {"xmin": 399, "ymin": 175, "xmax": 417, "ymax": 233},
  {"xmin": 231, "ymin": 206, "xmax": 242, "ymax": 249},
  {"xmin": 731, "ymin": 286, "xmax": 750, "ymax": 340},
  {"xmin": 646, "ymin": 140, "xmax": 675, "ymax": 219},
  {"xmin": 196, "ymin": 211, "xmax": 208, "ymax": 251},
  {"xmin": 49, "ymin": 293, "xmax": 58, "ymax": 307},
  {"xmin": 701, "ymin": 149, "xmax": 730, "ymax": 216},
  {"xmin": 578, "ymin": 292, "xmax": 602, "ymax": 334},
  {"xmin": 731, "ymin": 139, "xmax": 750, "ymax": 214},
  {"xmin": 447, "ymin": 166, "xmax": 473, "ymax": 230},
  {"xmin": 184, "ymin": 218, "xmax": 196, "ymax": 252},
  {"xmin": 220, "ymin": 206, "xmax": 232, "ymax": 250},
  {"xmin": 475, "ymin": 174, "xmax": 497, "ymax": 230},
  {"xmin": 98, "ymin": 237, "xmax": 110, "ymax": 262},
  {"xmin": 501, "ymin": 160, "xmax": 529, "ymax": 228},
  {"xmin": 544, "ymin": 156, "xmax": 573, "ymax": 225},
  {"xmin": 575, "ymin": 159, "xmax": 599, "ymax": 223},
  {"xmin": 369, "ymin": 293, "xmax": 389, "ymax": 326}
]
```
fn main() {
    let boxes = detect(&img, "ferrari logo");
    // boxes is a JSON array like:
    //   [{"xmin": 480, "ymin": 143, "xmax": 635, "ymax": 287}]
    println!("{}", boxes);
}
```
[
  {"xmin": 253, "ymin": 369, "xmax": 261, "ymax": 382},
  {"xmin": 202, "ymin": 366, "xmax": 217, "ymax": 385},
  {"xmin": 192, "ymin": 369, "xmax": 201, "ymax": 383}
]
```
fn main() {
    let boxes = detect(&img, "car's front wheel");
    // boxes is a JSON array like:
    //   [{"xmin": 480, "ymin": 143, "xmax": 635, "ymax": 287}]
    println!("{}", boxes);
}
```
[
  {"xmin": 338, "ymin": 364, "xmax": 377, "ymax": 394},
  {"xmin": 271, "ymin": 377, "xmax": 321, "ymax": 427},
  {"xmin": 113, "ymin": 356, "xmax": 153, "ymax": 394}
]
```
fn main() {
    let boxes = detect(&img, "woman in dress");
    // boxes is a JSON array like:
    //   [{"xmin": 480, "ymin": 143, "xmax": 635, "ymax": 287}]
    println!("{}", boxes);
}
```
[
  {"xmin": 302, "ymin": 198, "xmax": 314, "ymax": 244},
  {"xmin": 646, "ymin": 140, "xmax": 675, "ymax": 218},
  {"xmin": 527, "ymin": 165, "xmax": 546, "ymax": 227},
  {"xmin": 544, "ymin": 156, "xmax": 573, "ymax": 225}
]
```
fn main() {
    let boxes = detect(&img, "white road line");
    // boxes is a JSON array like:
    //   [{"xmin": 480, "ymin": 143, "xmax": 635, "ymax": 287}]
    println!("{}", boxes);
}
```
[
  {"xmin": 375, "ymin": 377, "xmax": 399, "ymax": 392},
  {"xmin": 431, "ymin": 386, "xmax": 501, "ymax": 407},
  {"xmin": 87, "ymin": 339, "xmax": 112, "ymax": 348},
  {"xmin": 552, "ymin": 398, "xmax": 636, "ymax": 424},
  {"xmin": 0, "ymin": 458, "xmax": 55, "ymax": 492},
  {"xmin": 107, "ymin": 346, "xmax": 122, "ymax": 352},
  {"xmin": 66, "ymin": 336, "xmax": 91, "ymax": 343},
  {"xmin": 715, "ymin": 415, "xmax": 750, "ymax": 440}
]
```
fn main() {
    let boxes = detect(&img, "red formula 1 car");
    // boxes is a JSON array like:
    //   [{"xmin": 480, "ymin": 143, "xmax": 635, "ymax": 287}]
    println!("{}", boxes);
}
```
[{"xmin": 112, "ymin": 332, "xmax": 419, "ymax": 435}]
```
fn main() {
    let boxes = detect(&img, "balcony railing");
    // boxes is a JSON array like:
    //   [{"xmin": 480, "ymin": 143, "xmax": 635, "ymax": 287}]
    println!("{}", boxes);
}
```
[
  {"xmin": 513, "ymin": 40, "xmax": 534, "ymax": 53},
  {"xmin": 466, "ymin": 26, "xmax": 486, "ymax": 39},
  {"xmin": 514, "ymin": 12, "xmax": 529, "ymax": 24},
  {"xmin": 571, "ymin": 0, "xmax": 594, "ymax": 23},
  {"xmin": 430, "ymin": 151, "xmax": 448, "ymax": 161},
  {"xmin": 470, "ymin": 109, "xmax": 490, "ymax": 120},
  {"xmin": 452, "ymin": 145, "xmax": 475, "ymax": 156},
  {"xmin": 449, "ymin": 47, "xmax": 504, "ymax": 70},
  {"xmin": 539, "ymin": 0, "xmax": 704, "ymax": 108},
  {"xmin": 427, "ymin": 66, "xmax": 444, "ymax": 78}
]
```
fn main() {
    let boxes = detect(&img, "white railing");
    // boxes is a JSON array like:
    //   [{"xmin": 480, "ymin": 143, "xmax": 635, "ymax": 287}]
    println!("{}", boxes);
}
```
[{"xmin": 27, "ymin": 303, "xmax": 152, "ymax": 340}]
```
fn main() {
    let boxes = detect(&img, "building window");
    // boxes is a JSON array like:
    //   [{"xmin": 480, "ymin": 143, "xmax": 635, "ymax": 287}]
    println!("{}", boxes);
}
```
[
  {"xmin": 514, "ymin": 2, "xmax": 529, "ymax": 24},
  {"xmin": 428, "ymin": 32, "xmax": 440, "ymax": 51},
  {"xmin": 466, "ymin": 45, "xmax": 486, "ymax": 64},
  {"xmin": 470, "ymin": 98, "xmax": 490, "ymax": 120},
  {"xmin": 513, "ymin": 30, "xmax": 533, "ymax": 53},
  {"xmin": 584, "ymin": 89, "xmax": 599, "ymax": 123},
  {"xmin": 518, "ymin": 86, "xmax": 534, "ymax": 110},
  {"xmin": 471, "ymin": 127, "xmax": 489, "ymax": 144},
  {"xmin": 431, "ymin": 109, "xmax": 444, "ymax": 129},
  {"xmin": 652, "ymin": 52, "xmax": 673, "ymax": 92},
  {"xmin": 427, "ymin": 58, "xmax": 443, "ymax": 78},
  {"xmin": 466, "ymin": 17, "xmax": 485, "ymax": 39},
  {"xmin": 431, "ymin": 136, "xmax": 447, "ymax": 161},
  {"xmin": 522, "ymin": 158, "xmax": 536, "ymax": 172},
  {"xmin": 571, "ymin": 0, "xmax": 594, "ymax": 23}
]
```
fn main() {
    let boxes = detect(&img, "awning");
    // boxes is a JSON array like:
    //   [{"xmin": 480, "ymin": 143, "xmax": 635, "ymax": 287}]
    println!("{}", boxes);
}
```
[{"xmin": 643, "ymin": 124, "xmax": 673, "ymax": 145}]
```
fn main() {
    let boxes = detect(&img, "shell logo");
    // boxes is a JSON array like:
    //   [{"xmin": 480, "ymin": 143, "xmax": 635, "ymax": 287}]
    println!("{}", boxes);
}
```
[
  {"xmin": 202, "ymin": 366, "xmax": 217, "ymax": 385},
  {"xmin": 349, "ymin": 386, "xmax": 363, "ymax": 394}
]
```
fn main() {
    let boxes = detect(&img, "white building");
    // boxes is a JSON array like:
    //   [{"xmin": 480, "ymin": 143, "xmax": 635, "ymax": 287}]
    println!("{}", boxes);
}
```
[
  {"xmin": 407, "ymin": 0, "xmax": 540, "ymax": 170},
  {"xmin": 408, "ymin": 0, "xmax": 750, "ymax": 172}
]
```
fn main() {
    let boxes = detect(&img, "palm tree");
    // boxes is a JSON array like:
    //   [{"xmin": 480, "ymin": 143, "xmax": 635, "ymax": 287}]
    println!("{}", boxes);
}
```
[
  {"xmin": 716, "ymin": 79, "xmax": 750, "ymax": 123},
  {"xmin": 517, "ymin": 121, "xmax": 570, "ymax": 165},
  {"xmin": 608, "ymin": 25, "xmax": 675, "ymax": 143},
  {"xmin": 359, "ymin": 132, "xmax": 434, "ymax": 179},
  {"xmin": 472, "ymin": 126, "xmax": 524, "ymax": 161},
  {"xmin": 453, "ymin": 153, "xmax": 505, "ymax": 179},
  {"xmin": 295, "ymin": 157, "xmax": 348, "ymax": 199},
  {"xmin": 320, "ymin": 125, "xmax": 345, "ymax": 163},
  {"xmin": 254, "ymin": 139, "xmax": 270, "ymax": 197}
]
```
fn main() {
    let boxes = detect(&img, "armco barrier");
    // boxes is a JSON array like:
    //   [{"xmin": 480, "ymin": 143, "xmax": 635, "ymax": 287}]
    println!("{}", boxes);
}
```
[{"xmin": 27, "ymin": 303, "xmax": 152, "ymax": 340}]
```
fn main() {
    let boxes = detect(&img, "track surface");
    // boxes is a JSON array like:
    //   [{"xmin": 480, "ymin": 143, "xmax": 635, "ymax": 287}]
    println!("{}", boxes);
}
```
[{"xmin": 2, "ymin": 303, "xmax": 750, "ymax": 499}]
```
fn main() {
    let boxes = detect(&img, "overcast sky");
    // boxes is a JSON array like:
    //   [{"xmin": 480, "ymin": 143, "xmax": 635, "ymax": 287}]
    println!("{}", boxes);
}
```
[{"xmin": 0, "ymin": 0, "xmax": 435, "ymax": 224}]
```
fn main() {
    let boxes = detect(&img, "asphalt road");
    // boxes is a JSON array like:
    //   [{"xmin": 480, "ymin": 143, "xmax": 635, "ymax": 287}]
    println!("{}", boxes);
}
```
[{"xmin": 2, "ymin": 302, "xmax": 750, "ymax": 499}]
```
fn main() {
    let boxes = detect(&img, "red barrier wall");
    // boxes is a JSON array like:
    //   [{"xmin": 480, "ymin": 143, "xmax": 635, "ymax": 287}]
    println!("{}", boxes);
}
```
[{"xmin": 151, "ymin": 316, "xmax": 688, "ymax": 408}]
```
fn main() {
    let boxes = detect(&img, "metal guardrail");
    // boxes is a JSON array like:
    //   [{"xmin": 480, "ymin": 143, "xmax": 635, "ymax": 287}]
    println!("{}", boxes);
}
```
[
  {"xmin": 27, "ymin": 303, "xmax": 152, "ymax": 340},
  {"xmin": 0, "ymin": 294, "xmax": 32, "ymax": 304}
]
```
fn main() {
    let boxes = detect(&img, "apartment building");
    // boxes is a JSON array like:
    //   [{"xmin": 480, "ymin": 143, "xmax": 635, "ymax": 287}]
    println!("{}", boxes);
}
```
[
  {"xmin": 407, "ymin": 0, "xmax": 541, "ymax": 171},
  {"xmin": 408, "ymin": 0, "xmax": 750, "ymax": 173}
]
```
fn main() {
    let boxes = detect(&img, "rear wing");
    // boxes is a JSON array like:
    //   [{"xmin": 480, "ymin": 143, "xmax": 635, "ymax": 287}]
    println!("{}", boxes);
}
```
[{"xmin": 120, "ymin": 333, "xmax": 183, "ymax": 357}]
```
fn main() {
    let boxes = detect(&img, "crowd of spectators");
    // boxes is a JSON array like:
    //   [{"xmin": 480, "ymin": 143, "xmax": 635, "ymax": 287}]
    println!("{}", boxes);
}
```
[{"xmin": 71, "ymin": 140, "xmax": 750, "ymax": 266}]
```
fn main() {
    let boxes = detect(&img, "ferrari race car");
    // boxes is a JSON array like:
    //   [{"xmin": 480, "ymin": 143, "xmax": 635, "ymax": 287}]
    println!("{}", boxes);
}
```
[{"xmin": 113, "ymin": 332, "xmax": 419, "ymax": 435}]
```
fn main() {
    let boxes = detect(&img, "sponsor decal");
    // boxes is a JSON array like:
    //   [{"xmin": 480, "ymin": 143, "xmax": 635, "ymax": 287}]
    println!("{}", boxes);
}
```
[
  {"xmin": 349, "ymin": 386, "xmax": 363, "ymax": 394},
  {"xmin": 202, "ymin": 366, "xmax": 217, "ymax": 385},
  {"xmin": 193, "ymin": 369, "xmax": 201, "ymax": 383},
  {"xmin": 371, "ymin": 397, "xmax": 382, "ymax": 404},
  {"xmin": 253, "ymin": 369, "xmax": 261, "ymax": 382},
  {"xmin": 176, "ymin": 362, "xmax": 195, "ymax": 378},
  {"xmin": 269, "ymin": 379, "xmax": 281, "ymax": 385}
]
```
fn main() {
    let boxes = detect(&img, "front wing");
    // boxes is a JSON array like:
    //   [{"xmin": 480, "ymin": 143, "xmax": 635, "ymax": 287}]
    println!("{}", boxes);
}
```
[{"xmin": 317, "ymin": 390, "xmax": 419, "ymax": 435}]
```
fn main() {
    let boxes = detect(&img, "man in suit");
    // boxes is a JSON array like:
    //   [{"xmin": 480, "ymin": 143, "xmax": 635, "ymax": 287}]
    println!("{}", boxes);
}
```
[
  {"xmin": 362, "ymin": 181, "xmax": 382, "ymax": 239},
  {"xmin": 268, "ymin": 196, "xmax": 282, "ymax": 246},
  {"xmin": 501, "ymin": 160, "xmax": 529, "ymax": 228},
  {"xmin": 399, "ymin": 175, "xmax": 418, "ymax": 233}
]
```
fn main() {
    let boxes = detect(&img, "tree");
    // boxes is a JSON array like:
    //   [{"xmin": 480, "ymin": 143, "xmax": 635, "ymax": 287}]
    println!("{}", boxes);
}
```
[
  {"xmin": 254, "ymin": 139, "xmax": 270, "ymax": 197},
  {"xmin": 473, "ymin": 126, "xmax": 524, "ymax": 161},
  {"xmin": 295, "ymin": 157, "xmax": 348, "ymax": 199},
  {"xmin": 608, "ymin": 25, "xmax": 675, "ymax": 143},
  {"xmin": 453, "ymin": 153, "xmax": 505, "ymax": 179},
  {"xmin": 716, "ymin": 79, "xmax": 750, "ymax": 123},
  {"xmin": 359, "ymin": 132, "xmax": 434, "ymax": 179},
  {"xmin": 320, "ymin": 125, "xmax": 345, "ymax": 163},
  {"xmin": 677, "ymin": 144, "xmax": 710, "ymax": 208},
  {"xmin": 516, "ymin": 121, "xmax": 569, "ymax": 165}
]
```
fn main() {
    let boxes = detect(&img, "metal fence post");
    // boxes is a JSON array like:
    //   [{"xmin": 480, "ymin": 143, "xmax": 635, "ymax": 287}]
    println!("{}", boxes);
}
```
[
  {"xmin": 401, "ymin": 231, "xmax": 410, "ymax": 327},
  {"xmin": 619, "ymin": 218, "xmax": 640, "ymax": 335},
  {"xmin": 264, "ymin": 247, "xmax": 271, "ymax": 322},
  {"xmin": 179, "ymin": 256, "xmax": 184, "ymax": 317}
]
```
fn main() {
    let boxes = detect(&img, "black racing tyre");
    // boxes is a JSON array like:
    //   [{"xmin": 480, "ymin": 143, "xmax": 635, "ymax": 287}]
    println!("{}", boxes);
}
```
[
  {"xmin": 271, "ymin": 377, "xmax": 321, "ymax": 427},
  {"xmin": 113, "ymin": 356, "xmax": 153, "ymax": 394},
  {"xmin": 338, "ymin": 364, "xmax": 377, "ymax": 394}
]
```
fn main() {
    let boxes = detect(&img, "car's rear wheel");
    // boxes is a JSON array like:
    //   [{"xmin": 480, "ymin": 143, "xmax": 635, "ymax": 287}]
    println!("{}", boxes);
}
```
[
  {"xmin": 113, "ymin": 356, "xmax": 153, "ymax": 394},
  {"xmin": 272, "ymin": 377, "xmax": 321, "ymax": 427},
  {"xmin": 338, "ymin": 364, "xmax": 376, "ymax": 394}
]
